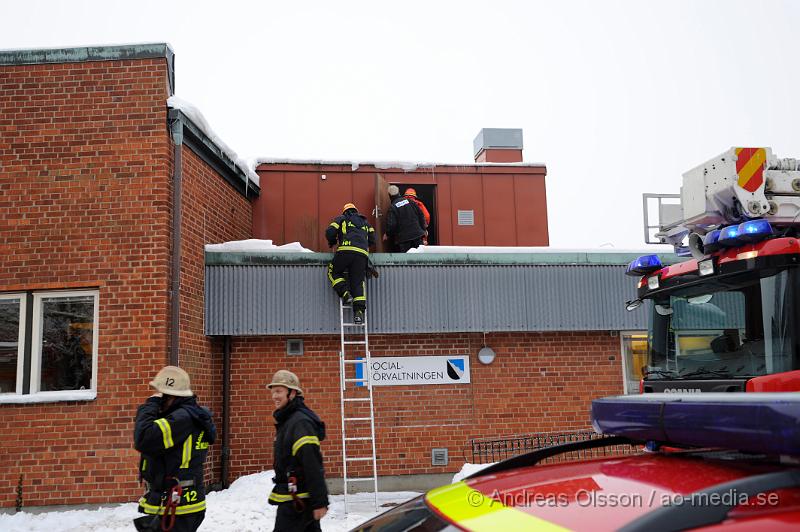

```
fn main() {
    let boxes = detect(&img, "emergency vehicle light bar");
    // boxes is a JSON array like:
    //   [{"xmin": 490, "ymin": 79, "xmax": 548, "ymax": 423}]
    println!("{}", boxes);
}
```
[
  {"xmin": 626, "ymin": 255, "xmax": 662, "ymax": 277},
  {"xmin": 591, "ymin": 393, "xmax": 800, "ymax": 456}
]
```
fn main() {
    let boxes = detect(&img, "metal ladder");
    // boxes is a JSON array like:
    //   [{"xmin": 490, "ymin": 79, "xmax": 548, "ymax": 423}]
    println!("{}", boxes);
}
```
[{"xmin": 338, "ymin": 298, "xmax": 378, "ymax": 513}]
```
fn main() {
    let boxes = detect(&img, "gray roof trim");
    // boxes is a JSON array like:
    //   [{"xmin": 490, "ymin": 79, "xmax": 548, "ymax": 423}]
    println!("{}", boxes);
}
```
[
  {"xmin": 0, "ymin": 43, "xmax": 175, "ymax": 95},
  {"xmin": 205, "ymin": 250, "xmax": 678, "ymax": 267},
  {"xmin": 170, "ymin": 109, "xmax": 260, "ymax": 200},
  {"xmin": 205, "ymin": 262, "xmax": 650, "ymax": 336}
]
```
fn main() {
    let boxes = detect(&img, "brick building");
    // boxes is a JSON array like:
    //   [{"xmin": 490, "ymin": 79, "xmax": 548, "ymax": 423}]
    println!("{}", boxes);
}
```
[
  {"xmin": 205, "ymin": 251, "xmax": 649, "ymax": 490},
  {"xmin": 0, "ymin": 44, "xmax": 257, "ymax": 507},
  {"xmin": 1, "ymin": 43, "xmax": 654, "ymax": 509}
]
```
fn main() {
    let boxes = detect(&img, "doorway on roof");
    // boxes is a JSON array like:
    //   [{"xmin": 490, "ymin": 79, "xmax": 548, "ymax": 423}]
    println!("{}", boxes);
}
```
[{"xmin": 395, "ymin": 183, "xmax": 437, "ymax": 246}]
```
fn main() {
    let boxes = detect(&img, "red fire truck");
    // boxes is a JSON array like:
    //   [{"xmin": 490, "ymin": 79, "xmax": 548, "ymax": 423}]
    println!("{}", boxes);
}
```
[
  {"xmin": 356, "ymin": 393, "xmax": 800, "ymax": 530},
  {"xmin": 627, "ymin": 148, "xmax": 800, "ymax": 393}
]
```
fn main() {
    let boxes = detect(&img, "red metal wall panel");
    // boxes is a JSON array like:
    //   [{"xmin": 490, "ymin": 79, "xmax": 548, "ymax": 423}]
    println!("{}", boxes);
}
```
[
  {"xmin": 450, "ymin": 173, "xmax": 485, "ymax": 246},
  {"xmin": 514, "ymin": 174, "xmax": 549, "ymax": 246},
  {"xmin": 482, "ymin": 174, "xmax": 517, "ymax": 245},
  {"xmin": 283, "ymin": 172, "xmax": 320, "ymax": 249},
  {"xmin": 254, "ymin": 164, "xmax": 548, "ymax": 250}
]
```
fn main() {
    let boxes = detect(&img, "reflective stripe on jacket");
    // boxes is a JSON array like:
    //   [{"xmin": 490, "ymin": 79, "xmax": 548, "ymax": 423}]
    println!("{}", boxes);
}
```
[{"xmin": 134, "ymin": 396, "xmax": 217, "ymax": 515}]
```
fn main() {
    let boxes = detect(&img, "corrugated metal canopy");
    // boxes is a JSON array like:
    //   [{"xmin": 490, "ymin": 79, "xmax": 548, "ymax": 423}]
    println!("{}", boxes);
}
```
[{"xmin": 205, "ymin": 251, "xmax": 668, "ymax": 336}]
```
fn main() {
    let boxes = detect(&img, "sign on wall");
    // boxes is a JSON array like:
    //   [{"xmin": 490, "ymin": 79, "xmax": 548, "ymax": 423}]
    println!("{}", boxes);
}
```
[{"xmin": 355, "ymin": 356, "xmax": 471, "ymax": 386}]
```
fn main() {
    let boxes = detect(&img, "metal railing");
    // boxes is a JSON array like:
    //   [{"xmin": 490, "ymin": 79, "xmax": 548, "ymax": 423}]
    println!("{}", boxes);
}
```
[{"xmin": 470, "ymin": 430, "xmax": 640, "ymax": 465}]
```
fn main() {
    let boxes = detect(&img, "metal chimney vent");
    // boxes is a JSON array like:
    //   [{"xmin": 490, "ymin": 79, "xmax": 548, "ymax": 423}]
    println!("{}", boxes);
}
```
[{"xmin": 431, "ymin": 448, "xmax": 449, "ymax": 466}]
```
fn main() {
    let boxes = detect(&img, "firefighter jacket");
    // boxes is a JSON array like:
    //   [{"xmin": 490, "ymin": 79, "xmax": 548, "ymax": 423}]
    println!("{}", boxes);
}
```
[
  {"xmin": 387, "ymin": 196, "xmax": 426, "ymax": 243},
  {"xmin": 325, "ymin": 211, "xmax": 375, "ymax": 256},
  {"xmin": 134, "ymin": 396, "xmax": 217, "ymax": 516},
  {"xmin": 408, "ymin": 195, "xmax": 430, "ymax": 228},
  {"xmin": 269, "ymin": 396, "xmax": 329, "ymax": 510}
]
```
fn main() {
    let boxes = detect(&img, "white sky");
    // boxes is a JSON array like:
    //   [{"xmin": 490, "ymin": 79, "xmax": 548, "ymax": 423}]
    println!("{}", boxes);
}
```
[{"xmin": 3, "ymin": 0, "xmax": 799, "ymax": 248}]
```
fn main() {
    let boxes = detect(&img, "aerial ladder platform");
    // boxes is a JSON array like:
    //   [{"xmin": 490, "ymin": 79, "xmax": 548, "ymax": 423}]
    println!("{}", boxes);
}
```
[{"xmin": 643, "ymin": 147, "xmax": 800, "ymax": 256}]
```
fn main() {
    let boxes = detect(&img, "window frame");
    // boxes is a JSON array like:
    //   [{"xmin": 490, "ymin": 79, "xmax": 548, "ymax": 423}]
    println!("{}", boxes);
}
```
[
  {"xmin": 620, "ymin": 330, "xmax": 648, "ymax": 394},
  {"xmin": 0, "ymin": 289, "xmax": 99, "ymax": 404},
  {"xmin": 0, "ymin": 292, "xmax": 26, "ymax": 396}
]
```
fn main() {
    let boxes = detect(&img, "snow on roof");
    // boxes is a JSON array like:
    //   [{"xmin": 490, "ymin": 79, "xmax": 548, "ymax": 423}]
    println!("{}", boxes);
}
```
[
  {"xmin": 167, "ymin": 96, "xmax": 260, "ymax": 187},
  {"xmin": 205, "ymin": 239, "xmax": 313, "ymax": 253},
  {"xmin": 253, "ymin": 157, "xmax": 546, "ymax": 173}
]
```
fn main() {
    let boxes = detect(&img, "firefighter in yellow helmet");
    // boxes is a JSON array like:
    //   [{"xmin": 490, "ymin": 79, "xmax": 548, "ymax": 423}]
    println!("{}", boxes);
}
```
[
  {"xmin": 133, "ymin": 366, "xmax": 216, "ymax": 532},
  {"xmin": 325, "ymin": 203, "xmax": 375, "ymax": 324},
  {"xmin": 267, "ymin": 370, "xmax": 328, "ymax": 531}
]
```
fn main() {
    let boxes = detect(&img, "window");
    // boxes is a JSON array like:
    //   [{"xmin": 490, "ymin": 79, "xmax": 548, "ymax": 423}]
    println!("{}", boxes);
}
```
[
  {"xmin": 0, "ymin": 290, "xmax": 98, "ymax": 403},
  {"xmin": 621, "ymin": 331, "xmax": 648, "ymax": 393}
]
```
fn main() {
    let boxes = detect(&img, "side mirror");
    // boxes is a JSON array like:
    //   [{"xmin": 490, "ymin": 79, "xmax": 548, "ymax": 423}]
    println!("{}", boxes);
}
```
[{"xmin": 625, "ymin": 299, "xmax": 643, "ymax": 312}]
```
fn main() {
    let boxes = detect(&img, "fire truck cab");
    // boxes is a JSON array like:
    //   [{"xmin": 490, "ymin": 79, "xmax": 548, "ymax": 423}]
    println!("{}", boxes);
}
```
[{"xmin": 630, "ymin": 147, "xmax": 800, "ymax": 393}]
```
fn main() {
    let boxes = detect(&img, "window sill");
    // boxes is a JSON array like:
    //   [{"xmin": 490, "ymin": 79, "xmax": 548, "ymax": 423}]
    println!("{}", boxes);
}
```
[{"xmin": 0, "ymin": 390, "xmax": 97, "ymax": 404}]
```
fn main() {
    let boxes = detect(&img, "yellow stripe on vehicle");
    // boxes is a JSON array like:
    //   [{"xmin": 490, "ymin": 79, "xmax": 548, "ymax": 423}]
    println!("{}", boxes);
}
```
[
  {"xmin": 736, "ymin": 147, "xmax": 766, "ymax": 189},
  {"xmin": 425, "ymin": 482, "xmax": 569, "ymax": 532},
  {"xmin": 139, "ymin": 498, "xmax": 206, "ymax": 515},
  {"xmin": 181, "ymin": 435, "xmax": 192, "ymax": 468},
  {"xmin": 154, "ymin": 418, "xmax": 174, "ymax": 449},
  {"xmin": 292, "ymin": 435, "xmax": 320, "ymax": 456}
]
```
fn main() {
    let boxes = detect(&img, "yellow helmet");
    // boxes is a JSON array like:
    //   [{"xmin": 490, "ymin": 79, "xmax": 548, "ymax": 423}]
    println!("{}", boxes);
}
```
[{"xmin": 342, "ymin": 203, "xmax": 357, "ymax": 213}]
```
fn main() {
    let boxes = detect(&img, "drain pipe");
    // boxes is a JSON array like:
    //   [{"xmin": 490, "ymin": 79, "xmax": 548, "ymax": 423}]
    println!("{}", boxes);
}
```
[
  {"xmin": 169, "ymin": 118, "xmax": 183, "ymax": 366},
  {"xmin": 222, "ymin": 335, "xmax": 232, "ymax": 487}
]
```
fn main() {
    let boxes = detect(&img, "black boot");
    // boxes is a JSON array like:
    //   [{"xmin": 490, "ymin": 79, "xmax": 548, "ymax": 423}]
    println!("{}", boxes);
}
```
[
  {"xmin": 353, "ymin": 309, "xmax": 365, "ymax": 325},
  {"xmin": 341, "ymin": 290, "xmax": 353, "ymax": 305}
]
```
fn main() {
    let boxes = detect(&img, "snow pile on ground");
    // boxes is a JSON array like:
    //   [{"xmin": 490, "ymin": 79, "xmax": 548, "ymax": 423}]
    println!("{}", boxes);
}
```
[
  {"xmin": 0, "ymin": 470, "xmax": 419, "ymax": 532},
  {"xmin": 451, "ymin": 461, "xmax": 496, "ymax": 483},
  {"xmin": 205, "ymin": 239, "xmax": 313, "ymax": 253},
  {"xmin": 167, "ymin": 96, "xmax": 260, "ymax": 187}
]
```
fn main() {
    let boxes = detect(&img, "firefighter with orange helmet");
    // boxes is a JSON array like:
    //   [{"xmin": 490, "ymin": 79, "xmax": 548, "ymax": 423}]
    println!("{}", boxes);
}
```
[
  {"xmin": 325, "ymin": 203, "xmax": 375, "ymax": 324},
  {"xmin": 404, "ymin": 188, "xmax": 430, "ymax": 244}
]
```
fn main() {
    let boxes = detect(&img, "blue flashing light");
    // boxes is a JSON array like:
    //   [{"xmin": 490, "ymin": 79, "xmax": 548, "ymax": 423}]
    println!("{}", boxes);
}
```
[
  {"xmin": 625, "ymin": 254, "xmax": 663, "ymax": 277},
  {"xmin": 591, "ymin": 394, "xmax": 800, "ymax": 456},
  {"xmin": 737, "ymin": 219, "xmax": 773, "ymax": 243},
  {"xmin": 703, "ymin": 229, "xmax": 722, "ymax": 253},
  {"xmin": 717, "ymin": 224, "xmax": 742, "ymax": 247}
]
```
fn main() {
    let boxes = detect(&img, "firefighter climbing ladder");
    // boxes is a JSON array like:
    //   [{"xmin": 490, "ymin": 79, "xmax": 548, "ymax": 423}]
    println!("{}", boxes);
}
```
[{"xmin": 338, "ymin": 297, "xmax": 379, "ymax": 513}]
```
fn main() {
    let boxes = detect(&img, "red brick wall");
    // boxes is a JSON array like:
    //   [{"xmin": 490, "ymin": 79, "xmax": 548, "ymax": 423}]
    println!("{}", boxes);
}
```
[
  {"xmin": 0, "ymin": 58, "xmax": 173, "ymax": 507},
  {"xmin": 226, "ymin": 331, "xmax": 623, "ymax": 482},
  {"xmin": 177, "ymin": 147, "xmax": 252, "ymax": 487}
]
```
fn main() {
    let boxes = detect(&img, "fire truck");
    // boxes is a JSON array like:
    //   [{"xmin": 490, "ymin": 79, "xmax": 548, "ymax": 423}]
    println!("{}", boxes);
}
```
[{"xmin": 628, "ymin": 147, "xmax": 800, "ymax": 393}]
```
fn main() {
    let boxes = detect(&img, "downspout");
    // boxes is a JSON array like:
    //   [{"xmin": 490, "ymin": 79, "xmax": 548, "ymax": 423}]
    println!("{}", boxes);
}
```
[
  {"xmin": 169, "ymin": 118, "xmax": 183, "ymax": 366},
  {"xmin": 222, "ymin": 335, "xmax": 232, "ymax": 487}
]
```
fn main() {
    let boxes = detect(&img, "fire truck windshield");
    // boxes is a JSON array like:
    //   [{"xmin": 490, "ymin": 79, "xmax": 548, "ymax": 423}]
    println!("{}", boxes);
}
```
[{"xmin": 646, "ymin": 266, "xmax": 800, "ymax": 379}]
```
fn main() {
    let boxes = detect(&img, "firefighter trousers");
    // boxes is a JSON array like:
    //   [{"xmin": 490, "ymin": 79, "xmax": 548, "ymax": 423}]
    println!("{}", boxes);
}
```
[
  {"xmin": 327, "ymin": 251, "xmax": 367, "ymax": 312},
  {"xmin": 273, "ymin": 502, "xmax": 322, "ymax": 532}
]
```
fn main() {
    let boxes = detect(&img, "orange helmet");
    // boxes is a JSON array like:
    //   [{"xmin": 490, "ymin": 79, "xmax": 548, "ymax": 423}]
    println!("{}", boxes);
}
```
[
  {"xmin": 342, "ymin": 203, "xmax": 357, "ymax": 213},
  {"xmin": 405, "ymin": 188, "xmax": 417, "ymax": 197}
]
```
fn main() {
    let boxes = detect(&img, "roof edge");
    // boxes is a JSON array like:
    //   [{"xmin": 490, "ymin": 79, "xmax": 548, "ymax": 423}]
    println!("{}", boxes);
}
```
[
  {"xmin": 170, "ymin": 108, "xmax": 260, "ymax": 200},
  {"xmin": 205, "ymin": 250, "xmax": 679, "ymax": 267},
  {"xmin": 0, "ymin": 43, "xmax": 175, "ymax": 95}
]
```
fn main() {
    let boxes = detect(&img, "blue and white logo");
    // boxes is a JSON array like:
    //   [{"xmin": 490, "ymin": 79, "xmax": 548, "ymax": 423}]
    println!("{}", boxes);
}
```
[{"xmin": 446, "ymin": 359, "xmax": 465, "ymax": 380}]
